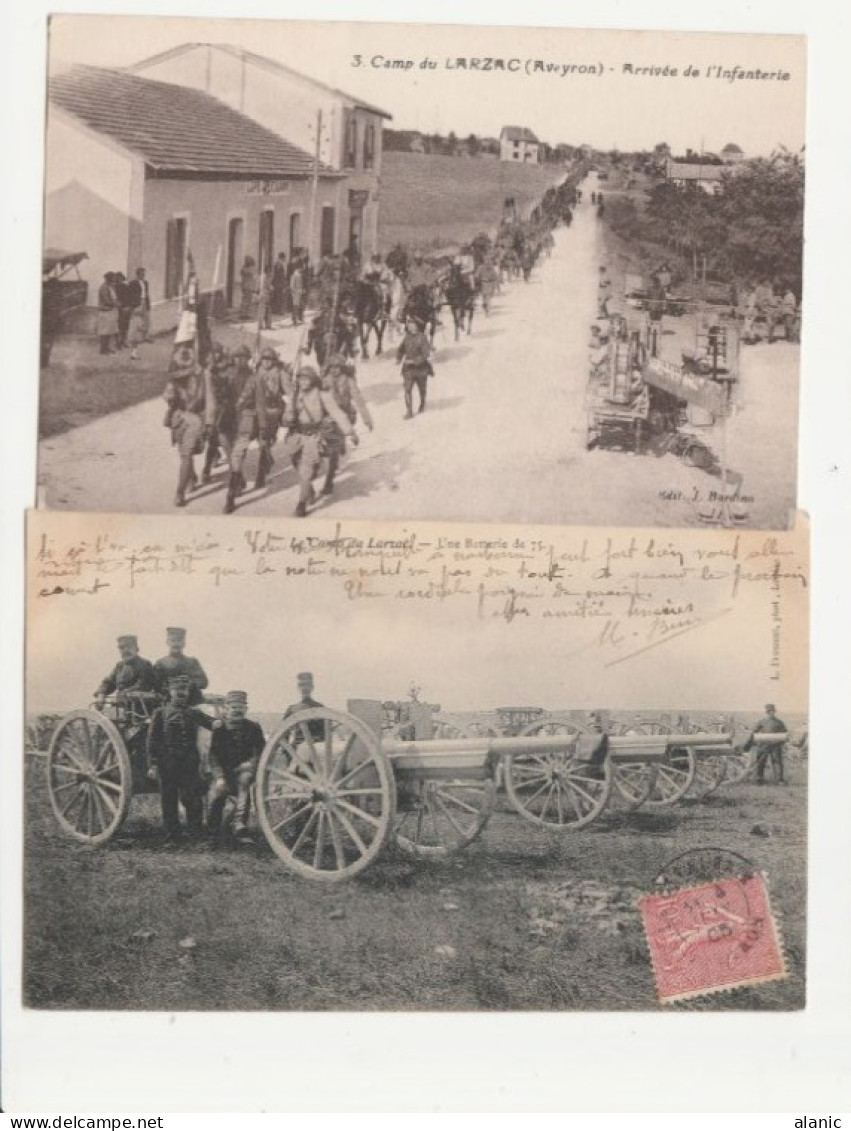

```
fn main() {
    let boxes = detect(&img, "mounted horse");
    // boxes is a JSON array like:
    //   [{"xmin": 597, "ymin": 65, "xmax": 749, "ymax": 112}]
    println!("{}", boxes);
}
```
[
  {"xmin": 401, "ymin": 283, "xmax": 442, "ymax": 345},
  {"xmin": 352, "ymin": 279, "xmax": 388, "ymax": 360},
  {"xmin": 442, "ymin": 264, "xmax": 476, "ymax": 340},
  {"xmin": 307, "ymin": 306, "xmax": 358, "ymax": 369}
]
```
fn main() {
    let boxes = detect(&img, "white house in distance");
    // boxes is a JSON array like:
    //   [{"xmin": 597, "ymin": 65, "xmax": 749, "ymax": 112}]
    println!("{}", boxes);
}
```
[
  {"xmin": 45, "ymin": 65, "xmax": 345, "ymax": 332},
  {"xmin": 499, "ymin": 126, "xmax": 541, "ymax": 163},
  {"xmin": 721, "ymin": 142, "xmax": 746, "ymax": 165},
  {"xmin": 127, "ymin": 43, "xmax": 391, "ymax": 262},
  {"xmin": 665, "ymin": 158, "xmax": 726, "ymax": 194}
]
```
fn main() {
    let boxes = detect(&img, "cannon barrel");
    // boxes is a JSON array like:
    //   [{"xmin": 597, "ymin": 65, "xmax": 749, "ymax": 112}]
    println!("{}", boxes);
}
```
[{"xmin": 383, "ymin": 732, "xmax": 735, "ymax": 779}]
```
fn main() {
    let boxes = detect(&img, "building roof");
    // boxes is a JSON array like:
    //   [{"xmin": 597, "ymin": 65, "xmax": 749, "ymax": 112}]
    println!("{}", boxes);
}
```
[
  {"xmin": 127, "ymin": 42, "xmax": 392, "ymax": 120},
  {"xmin": 500, "ymin": 126, "xmax": 539, "ymax": 144},
  {"xmin": 722, "ymin": 142, "xmax": 744, "ymax": 153},
  {"xmin": 666, "ymin": 160, "xmax": 725, "ymax": 181},
  {"xmin": 49, "ymin": 65, "xmax": 342, "ymax": 178}
]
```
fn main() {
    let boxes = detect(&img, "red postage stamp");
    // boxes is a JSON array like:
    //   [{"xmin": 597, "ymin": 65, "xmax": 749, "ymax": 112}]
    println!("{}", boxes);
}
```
[{"xmin": 639, "ymin": 873, "xmax": 787, "ymax": 1003}]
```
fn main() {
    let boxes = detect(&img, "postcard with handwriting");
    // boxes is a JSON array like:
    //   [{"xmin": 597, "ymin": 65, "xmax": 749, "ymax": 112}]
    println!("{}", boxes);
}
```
[
  {"xmin": 39, "ymin": 16, "xmax": 805, "ymax": 529},
  {"xmin": 25, "ymin": 509, "xmax": 808, "ymax": 1010}
]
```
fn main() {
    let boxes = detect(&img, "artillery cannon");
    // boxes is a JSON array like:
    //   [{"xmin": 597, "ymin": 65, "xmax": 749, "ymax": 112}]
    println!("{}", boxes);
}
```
[{"xmin": 44, "ymin": 695, "xmax": 738, "ymax": 883}]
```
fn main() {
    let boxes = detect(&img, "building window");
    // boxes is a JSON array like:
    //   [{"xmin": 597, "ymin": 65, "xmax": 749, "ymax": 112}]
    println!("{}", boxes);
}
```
[
  {"xmin": 345, "ymin": 117, "xmax": 358, "ymax": 168},
  {"xmin": 165, "ymin": 217, "xmax": 188, "ymax": 300},
  {"xmin": 258, "ymin": 209, "xmax": 275, "ymax": 273},
  {"xmin": 363, "ymin": 123, "xmax": 375, "ymax": 170}
]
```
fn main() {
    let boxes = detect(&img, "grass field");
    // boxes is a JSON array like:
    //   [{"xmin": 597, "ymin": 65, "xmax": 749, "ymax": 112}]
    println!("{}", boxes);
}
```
[
  {"xmin": 378, "ymin": 152, "xmax": 566, "ymax": 252},
  {"xmin": 25, "ymin": 742, "xmax": 806, "ymax": 1012}
]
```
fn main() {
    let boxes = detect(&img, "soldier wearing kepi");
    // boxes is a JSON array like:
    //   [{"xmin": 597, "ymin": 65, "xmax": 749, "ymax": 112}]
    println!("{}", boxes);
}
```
[
  {"xmin": 207, "ymin": 690, "xmax": 266, "ymax": 844},
  {"xmin": 153, "ymin": 627, "xmax": 209, "ymax": 705},
  {"xmin": 95, "ymin": 634, "xmax": 157, "ymax": 703},
  {"xmin": 146, "ymin": 675, "xmax": 214, "ymax": 844},
  {"xmin": 283, "ymin": 671, "xmax": 326, "ymax": 742},
  {"xmin": 201, "ymin": 343, "xmax": 238, "ymax": 486},
  {"xmin": 320, "ymin": 353, "xmax": 374, "ymax": 498},
  {"xmin": 253, "ymin": 347, "xmax": 292, "ymax": 492},
  {"xmin": 744, "ymin": 703, "xmax": 789, "ymax": 785},
  {"xmin": 284, "ymin": 366, "xmax": 358, "ymax": 517},
  {"xmin": 396, "ymin": 318, "xmax": 433, "ymax": 419}
]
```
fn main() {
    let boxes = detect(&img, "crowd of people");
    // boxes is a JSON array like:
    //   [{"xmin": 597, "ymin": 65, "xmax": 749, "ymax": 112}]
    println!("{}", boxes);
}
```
[
  {"xmin": 94, "ymin": 628, "xmax": 326, "ymax": 847},
  {"xmin": 96, "ymin": 267, "xmax": 152, "ymax": 358}
]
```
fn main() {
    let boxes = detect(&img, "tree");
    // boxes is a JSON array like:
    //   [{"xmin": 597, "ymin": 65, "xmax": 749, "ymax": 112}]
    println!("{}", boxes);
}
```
[{"xmin": 467, "ymin": 133, "xmax": 481, "ymax": 157}]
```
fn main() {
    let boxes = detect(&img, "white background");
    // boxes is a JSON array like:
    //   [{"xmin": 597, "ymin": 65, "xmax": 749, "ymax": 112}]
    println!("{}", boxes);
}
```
[{"xmin": 2, "ymin": 0, "xmax": 850, "ymax": 1115}]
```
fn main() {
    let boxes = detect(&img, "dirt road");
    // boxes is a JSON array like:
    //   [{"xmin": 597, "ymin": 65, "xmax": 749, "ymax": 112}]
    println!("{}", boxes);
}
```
[{"xmin": 38, "ymin": 178, "xmax": 799, "ymax": 528}]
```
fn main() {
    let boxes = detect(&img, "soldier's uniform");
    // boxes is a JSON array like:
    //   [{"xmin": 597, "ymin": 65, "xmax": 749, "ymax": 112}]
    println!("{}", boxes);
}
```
[
  {"xmin": 396, "ymin": 324, "xmax": 433, "ymax": 418},
  {"xmin": 224, "ymin": 348, "xmax": 267, "ymax": 514},
  {"xmin": 284, "ymin": 367, "xmax": 357, "ymax": 517},
  {"xmin": 96, "ymin": 635, "xmax": 157, "ymax": 697},
  {"xmin": 146, "ymin": 675, "xmax": 214, "ymax": 839},
  {"xmin": 475, "ymin": 261, "xmax": 498, "ymax": 313},
  {"xmin": 153, "ymin": 627, "xmax": 209, "ymax": 705},
  {"xmin": 253, "ymin": 349, "xmax": 293, "ymax": 492},
  {"xmin": 207, "ymin": 690, "xmax": 266, "ymax": 839},
  {"xmin": 202, "ymin": 345, "xmax": 238, "ymax": 484},
  {"xmin": 283, "ymin": 673, "xmax": 326, "ymax": 742},
  {"xmin": 320, "ymin": 354, "xmax": 373, "ymax": 497},
  {"xmin": 163, "ymin": 345, "xmax": 207, "ymax": 507}
]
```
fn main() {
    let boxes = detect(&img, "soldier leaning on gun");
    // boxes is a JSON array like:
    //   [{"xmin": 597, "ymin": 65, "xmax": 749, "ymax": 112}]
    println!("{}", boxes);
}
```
[
  {"xmin": 146, "ymin": 674, "xmax": 215, "ymax": 845},
  {"xmin": 95, "ymin": 634, "xmax": 158, "ymax": 702}
]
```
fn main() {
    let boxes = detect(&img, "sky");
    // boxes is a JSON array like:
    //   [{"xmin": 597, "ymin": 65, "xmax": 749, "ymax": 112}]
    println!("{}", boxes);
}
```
[{"xmin": 47, "ymin": 15, "xmax": 806, "ymax": 156}]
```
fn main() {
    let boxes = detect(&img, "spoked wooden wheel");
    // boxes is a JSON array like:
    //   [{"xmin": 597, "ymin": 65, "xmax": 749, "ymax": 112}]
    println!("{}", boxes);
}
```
[
  {"xmin": 256, "ymin": 708, "xmax": 396, "ymax": 882},
  {"xmin": 629, "ymin": 723, "xmax": 696, "ymax": 808},
  {"xmin": 506, "ymin": 719, "xmax": 612, "ymax": 830},
  {"xmin": 720, "ymin": 720, "xmax": 755, "ymax": 785},
  {"xmin": 394, "ymin": 778, "xmax": 496, "ymax": 857},
  {"xmin": 611, "ymin": 756, "xmax": 658, "ymax": 810},
  {"xmin": 46, "ymin": 709, "xmax": 132, "ymax": 844},
  {"xmin": 685, "ymin": 725, "xmax": 728, "ymax": 800},
  {"xmin": 392, "ymin": 718, "xmax": 496, "ymax": 857}
]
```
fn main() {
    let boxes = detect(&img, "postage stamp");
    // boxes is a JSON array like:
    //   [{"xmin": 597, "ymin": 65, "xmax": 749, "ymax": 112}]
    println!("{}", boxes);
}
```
[{"xmin": 638, "ymin": 872, "xmax": 787, "ymax": 1004}]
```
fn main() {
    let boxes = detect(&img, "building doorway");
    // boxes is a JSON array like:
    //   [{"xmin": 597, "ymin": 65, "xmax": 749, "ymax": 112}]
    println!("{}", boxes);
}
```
[
  {"xmin": 348, "ymin": 213, "xmax": 363, "ymax": 263},
  {"xmin": 289, "ymin": 212, "xmax": 301, "ymax": 257},
  {"xmin": 320, "ymin": 206, "xmax": 336, "ymax": 258},
  {"xmin": 258, "ymin": 209, "xmax": 275, "ymax": 275},
  {"xmin": 226, "ymin": 216, "xmax": 244, "ymax": 308}
]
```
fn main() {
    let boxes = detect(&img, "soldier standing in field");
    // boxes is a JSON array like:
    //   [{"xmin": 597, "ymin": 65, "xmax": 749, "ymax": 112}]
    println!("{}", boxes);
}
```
[
  {"xmin": 283, "ymin": 365, "xmax": 358, "ymax": 517},
  {"xmin": 744, "ymin": 703, "xmax": 789, "ymax": 785},
  {"xmin": 153, "ymin": 627, "xmax": 209, "ymax": 705},
  {"xmin": 283, "ymin": 671, "xmax": 327, "ymax": 742},
  {"xmin": 207, "ymin": 689, "xmax": 266, "ymax": 845},
  {"xmin": 396, "ymin": 317, "xmax": 433, "ymax": 419},
  {"xmin": 146, "ymin": 674, "xmax": 214, "ymax": 845}
]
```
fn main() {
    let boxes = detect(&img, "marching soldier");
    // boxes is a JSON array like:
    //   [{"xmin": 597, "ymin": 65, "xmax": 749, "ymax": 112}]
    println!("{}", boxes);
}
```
[
  {"xmin": 163, "ymin": 344, "xmax": 206, "ymax": 508},
  {"xmin": 283, "ymin": 365, "xmax": 358, "ymax": 517},
  {"xmin": 207, "ymin": 690, "xmax": 266, "ymax": 844},
  {"xmin": 153, "ymin": 626, "xmax": 209, "ymax": 704},
  {"xmin": 223, "ymin": 345, "xmax": 265, "ymax": 514},
  {"xmin": 254, "ymin": 346, "xmax": 293, "ymax": 492},
  {"xmin": 474, "ymin": 258, "xmax": 499, "ymax": 315},
  {"xmin": 396, "ymin": 318, "xmax": 433, "ymax": 418},
  {"xmin": 320, "ymin": 353, "xmax": 373, "ymax": 497},
  {"xmin": 146, "ymin": 674, "xmax": 214, "ymax": 845},
  {"xmin": 95, "ymin": 634, "xmax": 157, "ymax": 703},
  {"xmin": 201, "ymin": 343, "xmax": 237, "ymax": 485}
]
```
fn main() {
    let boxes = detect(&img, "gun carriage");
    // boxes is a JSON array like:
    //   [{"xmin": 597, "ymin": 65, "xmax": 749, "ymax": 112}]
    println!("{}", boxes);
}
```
[{"xmin": 45, "ymin": 696, "xmax": 785, "ymax": 884}]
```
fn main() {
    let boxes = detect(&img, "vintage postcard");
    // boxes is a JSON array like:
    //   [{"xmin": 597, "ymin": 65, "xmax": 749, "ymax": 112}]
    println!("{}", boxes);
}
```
[
  {"xmin": 24, "ymin": 508, "xmax": 808, "ymax": 1012},
  {"xmin": 38, "ymin": 16, "xmax": 805, "ymax": 530}
]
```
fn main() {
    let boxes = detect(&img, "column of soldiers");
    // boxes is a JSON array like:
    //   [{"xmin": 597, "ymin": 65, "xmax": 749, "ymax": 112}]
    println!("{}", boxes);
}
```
[
  {"xmin": 95, "ymin": 629, "xmax": 324, "ymax": 847},
  {"xmin": 163, "ymin": 338, "xmax": 370, "ymax": 517}
]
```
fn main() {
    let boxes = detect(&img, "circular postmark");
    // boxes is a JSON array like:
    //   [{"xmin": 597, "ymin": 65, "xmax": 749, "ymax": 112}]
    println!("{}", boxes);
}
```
[{"xmin": 650, "ymin": 846, "xmax": 757, "ymax": 891}]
